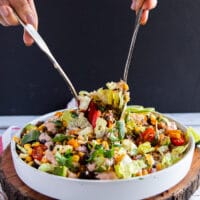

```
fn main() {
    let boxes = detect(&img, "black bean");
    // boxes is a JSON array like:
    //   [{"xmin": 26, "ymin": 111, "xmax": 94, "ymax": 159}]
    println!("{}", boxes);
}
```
[
  {"xmin": 79, "ymin": 171, "xmax": 97, "ymax": 179},
  {"xmin": 40, "ymin": 139, "xmax": 46, "ymax": 144},
  {"xmin": 35, "ymin": 121, "xmax": 44, "ymax": 127}
]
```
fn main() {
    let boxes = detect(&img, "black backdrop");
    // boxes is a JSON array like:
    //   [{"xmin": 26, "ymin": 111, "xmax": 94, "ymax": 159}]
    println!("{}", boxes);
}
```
[{"xmin": 0, "ymin": 0, "xmax": 200, "ymax": 115}]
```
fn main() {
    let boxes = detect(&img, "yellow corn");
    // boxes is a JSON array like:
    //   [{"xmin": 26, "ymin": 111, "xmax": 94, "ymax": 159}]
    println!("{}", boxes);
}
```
[
  {"xmin": 27, "ymin": 148, "xmax": 32, "ymax": 155},
  {"xmin": 28, "ymin": 161, "xmax": 34, "ymax": 166},
  {"xmin": 167, "ymin": 130, "xmax": 182, "ymax": 139},
  {"xmin": 24, "ymin": 144, "xmax": 31, "ymax": 150},
  {"xmin": 102, "ymin": 141, "xmax": 109, "ymax": 150},
  {"xmin": 41, "ymin": 157, "xmax": 48, "ymax": 163},
  {"xmin": 25, "ymin": 156, "xmax": 33, "ymax": 162},
  {"xmin": 68, "ymin": 138, "xmax": 79, "ymax": 149},
  {"xmin": 96, "ymin": 139, "xmax": 102, "ymax": 144},
  {"xmin": 115, "ymin": 154, "xmax": 125, "ymax": 164},
  {"xmin": 72, "ymin": 155, "xmax": 80, "ymax": 162},
  {"xmin": 54, "ymin": 111, "xmax": 63, "ymax": 117},
  {"xmin": 142, "ymin": 169, "xmax": 149, "ymax": 176},
  {"xmin": 32, "ymin": 142, "xmax": 40, "ymax": 147},
  {"xmin": 38, "ymin": 125, "xmax": 45, "ymax": 131},
  {"xmin": 13, "ymin": 136, "xmax": 20, "ymax": 144},
  {"xmin": 150, "ymin": 114, "xmax": 157, "ymax": 125},
  {"xmin": 78, "ymin": 152, "xmax": 85, "ymax": 157},
  {"xmin": 156, "ymin": 163, "xmax": 162, "ymax": 171}
]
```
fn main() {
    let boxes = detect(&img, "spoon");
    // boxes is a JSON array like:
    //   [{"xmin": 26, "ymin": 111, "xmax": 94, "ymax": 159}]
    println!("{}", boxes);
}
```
[
  {"xmin": 121, "ymin": 1, "xmax": 145, "ymax": 119},
  {"xmin": 123, "ymin": 0, "xmax": 145, "ymax": 82}
]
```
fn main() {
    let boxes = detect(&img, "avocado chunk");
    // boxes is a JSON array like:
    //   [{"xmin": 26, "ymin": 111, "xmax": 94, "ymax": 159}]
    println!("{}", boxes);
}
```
[
  {"xmin": 53, "ymin": 166, "xmax": 68, "ymax": 177},
  {"xmin": 24, "ymin": 124, "xmax": 37, "ymax": 131}
]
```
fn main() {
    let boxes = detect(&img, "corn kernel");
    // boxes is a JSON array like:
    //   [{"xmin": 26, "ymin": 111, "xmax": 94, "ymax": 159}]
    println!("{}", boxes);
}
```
[
  {"xmin": 25, "ymin": 156, "xmax": 33, "ymax": 162},
  {"xmin": 142, "ymin": 169, "xmax": 148, "ymax": 176},
  {"xmin": 78, "ymin": 152, "xmax": 85, "ymax": 157},
  {"xmin": 38, "ymin": 125, "xmax": 45, "ymax": 131},
  {"xmin": 102, "ymin": 141, "xmax": 109, "ymax": 150},
  {"xmin": 96, "ymin": 139, "xmax": 102, "ymax": 144},
  {"xmin": 68, "ymin": 138, "xmax": 79, "ymax": 149},
  {"xmin": 41, "ymin": 157, "xmax": 48, "ymax": 163},
  {"xmin": 115, "ymin": 154, "xmax": 125, "ymax": 163},
  {"xmin": 13, "ymin": 136, "xmax": 20, "ymax": 144},
  {"xmin": 72, "ymin": 155, "xmax": 80, "ymax": 162},
  {"xmin": 24, "ymin": 144, "xmax": 31, "ymax": 150},
  {"xmin": 28, "ymin": 161, "xmax": 34, "ymax": 166},
  {"xmin": 156, "ymin": 163, "xmax": 162, "ymax": 171},
  {"xmin": 27, "ymin": 148, "xmax": 32, "ymax": 155},
  {"xmin": 32, "ymin": 142, "xmax": 40, "ymax": 147},
  {"xmin": 54, "ymin": 111, "xmax": 63, "ymax": 117}
]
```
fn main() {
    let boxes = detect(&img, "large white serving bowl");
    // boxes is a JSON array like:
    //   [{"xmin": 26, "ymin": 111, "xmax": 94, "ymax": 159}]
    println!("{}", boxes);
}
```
[{"xmin": 11, "ymin": 110, "xmax": 195, "ymax": 200}]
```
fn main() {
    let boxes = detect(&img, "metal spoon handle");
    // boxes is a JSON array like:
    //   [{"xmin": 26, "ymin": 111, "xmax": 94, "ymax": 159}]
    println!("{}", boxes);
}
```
[
  {"xmin": 14, "ymin": 12, "xmax": 79, "ymax": 101},
  {"xmin": 123, "ymin": 4, "xmax": 144, "ymax": 82}
]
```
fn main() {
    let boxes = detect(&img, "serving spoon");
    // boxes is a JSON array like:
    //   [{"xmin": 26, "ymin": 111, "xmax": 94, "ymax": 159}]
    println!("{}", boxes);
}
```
[
  {"xmin": 14, "ymin": 11, "xmax": 79, "ymax": 102},
  {"xmin": 123, "ymin": 0, "xmax": 145, "ymax": 82},
  {"xmin": 120, "ymin": 1, "xmax": 145, "ymax": 119}
]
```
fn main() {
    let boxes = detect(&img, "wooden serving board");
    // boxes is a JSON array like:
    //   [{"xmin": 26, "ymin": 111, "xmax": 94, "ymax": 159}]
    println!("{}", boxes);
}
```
[{"xmin": 0, "ymin": 146, "xmax": 200, "ymax": 200}]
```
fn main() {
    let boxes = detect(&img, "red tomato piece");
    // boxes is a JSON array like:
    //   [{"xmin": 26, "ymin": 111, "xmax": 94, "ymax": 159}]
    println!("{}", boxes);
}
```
[
  {"xmin": 171, "ymin": 136, "xmax": 185, "ymax": 146},
  {"xmin": 32, "ymin": 144, "xmax": 47, "ymax": 161},
  {"xmin": 141, "ymin": 127, "xmax": 155, "ymax": 142},
  {"xmin": 88, "ymin": 101, "xmax": 101, "ymax": 128}
]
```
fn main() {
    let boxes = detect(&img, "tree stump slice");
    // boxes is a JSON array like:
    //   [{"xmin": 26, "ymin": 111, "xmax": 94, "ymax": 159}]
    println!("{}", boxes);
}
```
[{"xmin": 0, "ymin": 146, "xmax": 200, "ymax": 200}]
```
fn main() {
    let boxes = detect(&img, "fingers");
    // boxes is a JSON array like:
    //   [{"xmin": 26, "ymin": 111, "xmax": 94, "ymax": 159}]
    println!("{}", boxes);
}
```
[
  {"xmin": 9, "ymin": 0, "xmax": 37, "ymax": 46},
  {"xmin": 140, "ymin": 10, "xmax": 149, "ymax": 25},
  {"xmin": 142, "ymin": 0, "xmax": 157, "ymax": 11},
  {"xmin": 0, "ymin": 5, "xmax": 18, "ymax": 26},
  {"xmin": 131, "ymin": 0, "xmax": 157, "ymax": 25},
  {"xmin": 131, "ymin": 0, "xmax": 157, "ymax": 11},
  {"xmin": 23, "ymin": 0, "xmax": 38, "ymax": 46},
  {"xmin": 0, "ymin": 15, "xmax": 8, "ymax": 26}
]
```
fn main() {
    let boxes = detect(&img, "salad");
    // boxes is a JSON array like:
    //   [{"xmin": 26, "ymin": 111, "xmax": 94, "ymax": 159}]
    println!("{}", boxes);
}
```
[{"xmin": 14, "ymin": 81, "xmax": 190, "ymax": 180}]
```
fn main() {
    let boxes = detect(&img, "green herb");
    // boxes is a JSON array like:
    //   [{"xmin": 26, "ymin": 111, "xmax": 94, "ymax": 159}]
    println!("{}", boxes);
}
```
[
  {"xmin": 88, "ymin": 145, "xmax": 114, "ymax": 162},
  {"xmin": 21, "ymin": 130, "xmax": 40, "ymax": 145},
  {"xmin": 55, "ymin": 152, "xmax": 73, "ymax": 170},
  {"xmin": 53, "ymin": 134, "xmax": 69, "ymax": 142},
  {"xmin": 104, "ymin": 147, "xmax": 114, "ymax": 159},
  {"xmin": 53, "ymin": 120, "xmax": 63, "ymax": 128},
  {"xmin": 71, "ymin": 112, "xmax": 78, "ymax": 118},
  {"xmin": 116, "ymin": 120, "xmax": 126, "ymax": 140}
]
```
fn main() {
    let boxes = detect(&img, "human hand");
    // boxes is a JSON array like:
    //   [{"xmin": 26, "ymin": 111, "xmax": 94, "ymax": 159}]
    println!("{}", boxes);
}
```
[
  {"xmin": 131, "ymin": 0, "xmax": 157, "ymax": 25},
  {"xmin": 0, "ymin": 0, "xmax": 38, "ymax": 46}
]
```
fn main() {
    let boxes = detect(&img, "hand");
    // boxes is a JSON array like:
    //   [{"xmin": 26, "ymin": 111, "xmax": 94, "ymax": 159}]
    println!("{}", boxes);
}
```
[
  {"xmin": 131, "ymin": 0, "xmax": 157, "ymax": 25},
  {"xmin": 0, "ymin": 0, "xmax": 38, "ymax": 46}
]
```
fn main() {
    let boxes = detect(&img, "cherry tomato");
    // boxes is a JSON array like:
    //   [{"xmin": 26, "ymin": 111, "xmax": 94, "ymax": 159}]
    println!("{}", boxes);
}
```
[
  {"xmin": 32, "ymin": 144, "xmax": 47, "ymax": 161},
  {"xmin": 171, "ymin": 136, "xmax": 185, "ymax": 146},
  {"xmin": 141, "ymin": 127, "xmax": 155, "ymax": 142},
  {"xmin": 88, "ymin": 101, "xmax": 101, "ymax": 128}
]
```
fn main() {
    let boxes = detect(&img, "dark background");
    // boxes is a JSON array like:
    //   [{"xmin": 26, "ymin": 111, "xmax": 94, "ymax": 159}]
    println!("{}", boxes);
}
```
[{"xmin": 0, "ymin": 0, "xmax": 200, "ymax": 115}]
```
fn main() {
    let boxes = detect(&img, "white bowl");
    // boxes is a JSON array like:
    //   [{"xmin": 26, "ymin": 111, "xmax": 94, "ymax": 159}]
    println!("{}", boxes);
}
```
[{"xmin": 11, "ymin": 110, "xmax": 195, "ymax": 200}]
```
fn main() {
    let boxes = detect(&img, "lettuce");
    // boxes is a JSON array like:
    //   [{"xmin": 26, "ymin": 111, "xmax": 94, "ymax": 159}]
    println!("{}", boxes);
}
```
[
  {"xmin": 122, "ymin": 139, "xmax": 137, "ymax": 156},
  {"xmin": 39, "ymin": 163, "xmax": 54, "ymax": 173},
  {"xmin": 114, "ymin": 155, "xmax": 146, "ymax": 179},
  {"xmin": 138, "ymin": 142, "xmax": 155, "ymax": 154}
]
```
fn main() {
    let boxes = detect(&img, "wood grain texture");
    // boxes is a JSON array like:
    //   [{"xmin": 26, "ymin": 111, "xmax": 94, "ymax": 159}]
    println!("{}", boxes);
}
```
[{"xmin": 0, "ymin": 147, "xmax": 200, "ymax": 200}]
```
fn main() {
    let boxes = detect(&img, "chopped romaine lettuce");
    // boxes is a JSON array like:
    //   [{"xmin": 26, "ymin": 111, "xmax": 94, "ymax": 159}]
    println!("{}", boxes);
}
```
[
  {"xmin": 39, "ymin": 163, "xmax": 54, "ymax": 173},
  {"xmin": 138, "ymin": 142, "xmax": 154, "ymax": 154},
  {"xmin": 94, "ymin": 117, "xmax": 107, "ymax": 138}
]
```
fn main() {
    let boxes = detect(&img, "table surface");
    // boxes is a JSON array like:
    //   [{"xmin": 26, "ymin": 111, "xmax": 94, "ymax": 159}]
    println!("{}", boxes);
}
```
[{"xmin": 0, "ymin": 113, "xmax": 200, "ymax": 200}]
